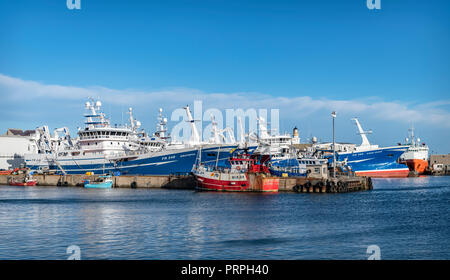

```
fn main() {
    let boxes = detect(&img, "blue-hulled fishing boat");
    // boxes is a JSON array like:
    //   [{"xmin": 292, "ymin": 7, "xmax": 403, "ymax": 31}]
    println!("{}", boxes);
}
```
[{"xmin": 84, "ymin": 175, "xmax": 113, "ymax": 189}]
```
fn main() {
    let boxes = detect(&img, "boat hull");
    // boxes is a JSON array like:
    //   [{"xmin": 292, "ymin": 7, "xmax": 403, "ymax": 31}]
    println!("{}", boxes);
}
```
[
  {"xmin": 194, "ymin": 173, "xmax": 279, "ymax": 192},
  {"xmin": 354, "ymin": 168, "xmax": 410, "ymax": 178},
  {"xmin": 196, "ymin": 175, "xmax": 249, "ymax": 191},
  {"xmin": 335, "ymin": 146, "xmax": 410, "ymax": 178},
  {"xmin": 402, "ymin": 159, "xmax": 428, "ymax": 175},
  {"xmin": 84, "ymin": 181, "xmax": 113, "ymax": 189},
  {"xmin": 25, "ymin": 145, "xmax": 249, "ymax": 176},
  {"xmin": 269, "ymin": 169, "xmax": 306, "ymax": 178},
  {"xmin": 9, "ymin": 180, "xmax": 37, "ymax": 186}
]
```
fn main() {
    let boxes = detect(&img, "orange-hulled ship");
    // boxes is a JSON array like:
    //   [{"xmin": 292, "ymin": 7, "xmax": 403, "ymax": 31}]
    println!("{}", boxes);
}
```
[{"xmin": 399, "ymin": 128, "xmax": 429, "ymax": 175}]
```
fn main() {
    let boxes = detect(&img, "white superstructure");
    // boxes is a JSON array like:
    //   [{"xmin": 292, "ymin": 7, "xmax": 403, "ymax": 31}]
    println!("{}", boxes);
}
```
[
  {"xmin": 399, "ymin": 127, "xmax": 429, "ymax": 162},
  {"xmin": 253, "ymin": 117, "xmax": 299, "ymax": 155}
]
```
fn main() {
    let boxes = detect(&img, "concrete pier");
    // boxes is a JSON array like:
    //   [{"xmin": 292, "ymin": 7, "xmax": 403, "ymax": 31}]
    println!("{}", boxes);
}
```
[
  {"xmin": 0, "ymin": 174, "xmax": 196, "ymax": 190},
  {"xmin": 0, "ymin": 174, "xmax": 371, "ymax": 193}
]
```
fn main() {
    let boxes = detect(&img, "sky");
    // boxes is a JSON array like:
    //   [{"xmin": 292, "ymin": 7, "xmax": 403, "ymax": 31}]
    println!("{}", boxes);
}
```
[{"xmin": 0, "ymin": 0, "xmax": 449, "ymax": 153}]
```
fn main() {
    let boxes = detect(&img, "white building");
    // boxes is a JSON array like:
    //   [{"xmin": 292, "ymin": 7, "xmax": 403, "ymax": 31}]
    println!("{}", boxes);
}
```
[{"xmin": 0, "ymin": 129, "xmax": 37, "ymax": 170}]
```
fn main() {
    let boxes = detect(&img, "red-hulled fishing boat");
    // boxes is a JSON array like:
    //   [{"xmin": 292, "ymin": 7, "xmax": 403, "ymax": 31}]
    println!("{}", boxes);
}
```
[
  {"xmin": 192, "ymin": 153, "xmax": 279, "ymax": 192},
  {"xmin": 9, "ymin": 175, "xmax": 37, "ymax": 186}
]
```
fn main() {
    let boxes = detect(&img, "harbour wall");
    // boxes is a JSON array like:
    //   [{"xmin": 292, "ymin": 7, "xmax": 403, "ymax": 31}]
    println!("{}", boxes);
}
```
[
  {"xmin": 0, "ymin": 174, "xmax": 196, "ymax": 190},
  {"xmin": 0, "ymin": 174, "xmax": 370, "ymax": 192}
]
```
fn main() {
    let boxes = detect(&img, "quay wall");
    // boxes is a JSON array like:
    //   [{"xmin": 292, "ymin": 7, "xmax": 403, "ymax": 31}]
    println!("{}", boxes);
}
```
[
  {"xmin": 0, "ymin": 174, "xmax": 369, "ymax": 193},
  {"xmin": 0, "ymin": 174, "xmax": 196, "ymax": 190}
]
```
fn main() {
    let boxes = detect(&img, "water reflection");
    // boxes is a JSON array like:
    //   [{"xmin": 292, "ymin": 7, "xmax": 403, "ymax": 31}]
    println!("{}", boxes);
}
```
[{"xmin": 0, "ymin": 176, "xmax": 449, "ymax": 259}]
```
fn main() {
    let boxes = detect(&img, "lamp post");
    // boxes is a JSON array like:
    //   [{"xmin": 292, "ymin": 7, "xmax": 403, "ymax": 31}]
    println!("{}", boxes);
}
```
[{"xmin": 331, "ymin": 111, "xmax": 336, "ymax": 178}]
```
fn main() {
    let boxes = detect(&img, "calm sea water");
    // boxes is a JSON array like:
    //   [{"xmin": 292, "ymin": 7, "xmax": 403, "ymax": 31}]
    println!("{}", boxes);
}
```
[{"xmin": 0, "ymin": 176, "xmax": 449, "ymax": 260}]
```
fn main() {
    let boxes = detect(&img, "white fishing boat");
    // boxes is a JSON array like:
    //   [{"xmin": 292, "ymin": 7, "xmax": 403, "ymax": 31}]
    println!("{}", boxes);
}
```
[{"xmin": 24, "ymin": 99, "xmax": 246, "ymax": 175}]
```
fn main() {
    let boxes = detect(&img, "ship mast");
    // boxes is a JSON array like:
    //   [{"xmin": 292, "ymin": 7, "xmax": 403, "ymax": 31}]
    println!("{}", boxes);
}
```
[
  {"xmin": 184, "ymin": 105, "xmax": 201, "ymax": 145},
  {"xmin": 352, "ymin": 118, "xmax": 372, "ymax": 147}
]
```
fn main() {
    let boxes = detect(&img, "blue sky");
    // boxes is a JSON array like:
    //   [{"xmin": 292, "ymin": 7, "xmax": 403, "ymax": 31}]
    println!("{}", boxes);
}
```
[{"xmin": 0, "ymin": 0, "xmax": 449, "ymax": 153}]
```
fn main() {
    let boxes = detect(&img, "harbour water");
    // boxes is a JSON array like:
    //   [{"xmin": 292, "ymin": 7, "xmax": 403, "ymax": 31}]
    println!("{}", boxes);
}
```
[{"xmin": 0, "ymin": 176, "xmax": 449, "ymax": 260}]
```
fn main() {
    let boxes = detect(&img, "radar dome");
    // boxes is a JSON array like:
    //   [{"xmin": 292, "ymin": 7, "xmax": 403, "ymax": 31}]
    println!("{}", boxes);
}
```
[{"xmin": 95, "ymin": 101, "xmax": 102, "ymax": 107}]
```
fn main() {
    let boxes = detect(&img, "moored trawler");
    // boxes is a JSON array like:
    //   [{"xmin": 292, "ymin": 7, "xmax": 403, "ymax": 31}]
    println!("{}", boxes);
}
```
[
  {"xmin": 399, "ymin": 127, "xmax": 429, "ymax": 175},
  {"xmin": 25, "ymin": 100, "xmax": 248, "ymax": 175},
  {"xmin": 24, "ymin": 99, "xmax": 246, "ymax": 175},
  {"xmin": 317, "ymin": 118, "xmax": 410, "ymax": 178},
  {"xmin": 193, "ymin": 153, "xmax": 279, "ymax": 192}
]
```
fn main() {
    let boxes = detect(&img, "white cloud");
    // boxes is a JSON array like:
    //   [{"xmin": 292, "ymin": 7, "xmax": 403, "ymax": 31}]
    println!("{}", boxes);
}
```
[{"xmin": 1, "ymin": 73, "xmax": 449, "ymax": 128}]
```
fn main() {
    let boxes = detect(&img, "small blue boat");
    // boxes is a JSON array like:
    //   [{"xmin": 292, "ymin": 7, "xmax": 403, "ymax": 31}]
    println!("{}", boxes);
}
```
[{"xmin": 84, "ymin": 175, "xmax": 113, "ymax": 189}]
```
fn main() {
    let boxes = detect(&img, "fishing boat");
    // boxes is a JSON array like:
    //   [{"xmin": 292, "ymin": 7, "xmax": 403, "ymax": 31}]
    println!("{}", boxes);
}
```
[
  {"xmin": 9, "ymin": 175, "xmax": 37, "ymax": 186},
  {"xmin": 269, "ymin": 157, "xmax": 307, "ymax": 177},
  {"xmin": 192, "ymin": 151, "xmax": 279, "ymax": 192},
  {"xmin": 317, "ymin": 118, "xmax": 409, "ymax": 178},
  {"xmin": 399, "ymin": 127, "xmax": 429, "ymax": 175},
  {"xmin": 84, "ymin": 175, "xmax": 113, "ymax": 189},
  {"xmin": 24, "ymin": 99, "xmax": 247, "ymax": 176}
]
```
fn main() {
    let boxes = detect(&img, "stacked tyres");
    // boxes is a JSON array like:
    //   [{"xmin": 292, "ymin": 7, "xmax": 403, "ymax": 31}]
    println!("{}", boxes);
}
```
[
  {"xmin": 302, "ymin": 183, "xmax": 308, "ymax": 192},
  {"xmin": 293, "ymin": 185, "xmax": 300, "ymax": 193},
  {"xmin": 337, "ymin": 181, "xmax": 348, "ymax": 193},
  {"xmin": 315, "ymin": 181, "xmax": 324, "ymax": 193},
  {"xmin": 328, "ymin": 181, "xmax": 337, "ymax": 193},
  {"xmin": 367, "ymin": 177, "xmax": 373, "ymax": 190},
  {"xmin": 318, "ymin": 181, "xmax": 326, "ymax": 193}
]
